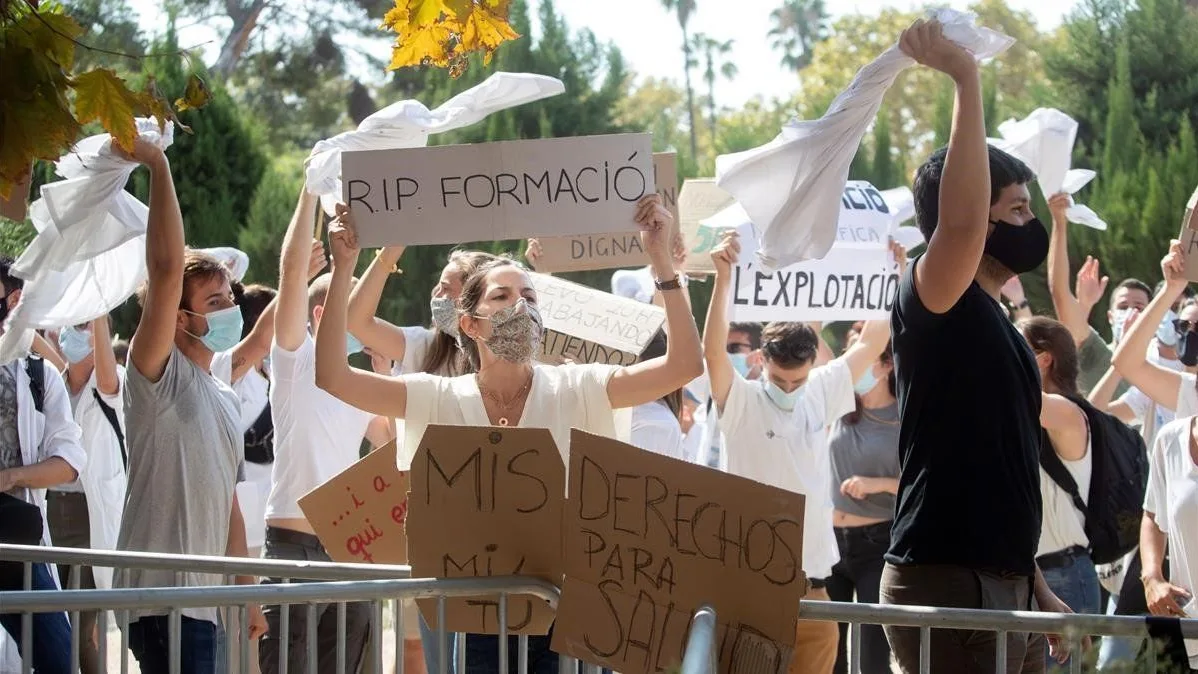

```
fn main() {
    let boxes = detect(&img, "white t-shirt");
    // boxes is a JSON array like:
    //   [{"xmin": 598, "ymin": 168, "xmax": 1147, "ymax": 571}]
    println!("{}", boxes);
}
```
[
  {"xmin": 402, "ymin": 363, "xmax": 619, "ymax": 472},
  {"xmin": 393, "ymin": 326, "xmax": 438, "ymax": 376},
  {"xmin": 1143, "ymin": 417, "xmax": 1198, "ymax": 668},
  {"xmin": 266, "ymin": 335, "xmax": 374, "ymax": 520},
  {"xmin": 66, "ymin": 368, "xmax": 128, "ymax": 589},
  {"xmin": 1176, "ymin": 373, "xmax": 1198, "ymax": 419},
  {"xmin": 718, "ymin": 358, "xmax": 855, "ymax": 579},
  {"xmin": 630, "ymin": 400, "xmax": 684, "ymax": 460},
  {"xmin": 1036, "ymin": 436, "xmax": 1092, "ymax": 557}
]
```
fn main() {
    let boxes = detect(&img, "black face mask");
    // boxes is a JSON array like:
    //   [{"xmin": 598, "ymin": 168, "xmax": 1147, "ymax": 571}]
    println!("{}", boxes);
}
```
[
  {"xmin": 984, "ymin": 217, "xmax": 1049, "ymax": 274},
  {"xmin": 1181, "ymin": 331, "xmax": 1198, "ymax": 367}
]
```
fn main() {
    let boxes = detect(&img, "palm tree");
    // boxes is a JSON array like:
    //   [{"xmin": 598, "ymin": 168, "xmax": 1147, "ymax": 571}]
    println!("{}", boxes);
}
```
[
  {"xmin": 768, "ymin": 0, "xmax": 828, "ymax": 72},
  {"xmin": 691, "ymin": 33, "xmax": 738, "ymax": 146},
  {"xmin": 660, "ymin": 0, "xmax": 699, "ymax": 161}
]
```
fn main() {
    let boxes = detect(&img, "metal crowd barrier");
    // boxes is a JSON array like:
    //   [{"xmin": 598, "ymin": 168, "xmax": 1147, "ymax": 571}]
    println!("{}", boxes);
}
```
[{"xmin": 4, "ymin": 545, "xmax": 1198, "ymax": 674}]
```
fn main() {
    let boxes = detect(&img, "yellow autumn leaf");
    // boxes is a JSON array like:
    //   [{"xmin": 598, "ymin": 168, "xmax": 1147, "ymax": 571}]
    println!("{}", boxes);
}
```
[
  {"xmin": 460, "ymin": 0, "xmax": 518, "ymax": 57},
  {"xmin": 73, "ymin": 68, "xmax": 144, "ymax": 153},
  {"xmin": 387, "ymin": 21, "xmax": 456, "ymax": 70},
  {"xmin": 381, "ymin": 3, "xmax": 410, "ymax": 30},
  {"xmin": 410, "ymin": 0, "xmax": 449, "ymax": 26},
  {"xmin": 174, "ymin": 73, "xmax": 212, "ymax": 113}
]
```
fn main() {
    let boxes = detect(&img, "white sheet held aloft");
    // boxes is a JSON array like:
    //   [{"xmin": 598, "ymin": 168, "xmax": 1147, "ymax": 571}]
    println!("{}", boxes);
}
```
[
  {"xmin": 990, "ymin": 108, "xmax": 1107, "ymax": 231},
  {"xmin": 199, "ymin": 247, "xmax": 250, "ymax": 282},
  {"xmin": 14, "ymin": 119, "xmax": 171, "ymax": 276},
  {"xmin": 0, "ymin": 120, "xmax": 169, "ymax": 364},
  {"xmin": 306, "ymin": 72, "xmax": 566, "ymax": 215},
  {"xmin": 714, "ymin": 8, "xmax": 1013, "ymax": 271}
]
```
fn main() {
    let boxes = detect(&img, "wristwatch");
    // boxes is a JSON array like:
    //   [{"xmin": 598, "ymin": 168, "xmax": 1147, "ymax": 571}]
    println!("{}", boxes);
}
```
[{"xmin": 654, "ymin": 274, "xmax": 683, "ymax": 291}]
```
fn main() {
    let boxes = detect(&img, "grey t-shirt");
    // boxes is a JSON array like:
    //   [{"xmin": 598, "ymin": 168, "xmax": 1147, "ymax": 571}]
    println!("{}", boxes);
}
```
[
  {"xmin": 828, "ymin": 402, "xmax": 900, "ymax": 520},
  {"xmin": 116, "ymin": 347, "xmax": 244, "ymax": 624}
]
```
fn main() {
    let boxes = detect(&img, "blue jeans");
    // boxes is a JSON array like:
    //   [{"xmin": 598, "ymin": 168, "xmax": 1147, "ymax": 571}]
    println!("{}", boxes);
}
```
[
  {"xmin": 1039, "ymin": 549, "xmax": 1101, "ymax": 670},
  {"xmin": 128, "ymin": 615, "xmax": 223, "ymax": 674},
  {"xmin": 0, "ymin": 562, "xmax": 72, "ymax": 674},
  {"xmin": 1096, "ymin": 595, "xmax": 1142, "ymax": 670},
  {"xmin": 419, "ymin": 612, "xmax": 457, "ymax": 674}
]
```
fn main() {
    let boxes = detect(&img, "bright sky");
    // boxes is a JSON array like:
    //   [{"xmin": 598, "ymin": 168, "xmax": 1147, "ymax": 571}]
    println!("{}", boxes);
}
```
[{"xmin": 129, "ymin": 0, "xmax": 1080, "ymax": 107}]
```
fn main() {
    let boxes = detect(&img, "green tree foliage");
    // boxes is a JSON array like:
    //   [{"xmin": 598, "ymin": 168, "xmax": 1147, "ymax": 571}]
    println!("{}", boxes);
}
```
[
  {"xmin": 238, "ymin": 154, "xmax": 306, "ymax": 287},
  {"xmin": 128, "ymin": 27, "xmax": 268, "ymax": 251}
]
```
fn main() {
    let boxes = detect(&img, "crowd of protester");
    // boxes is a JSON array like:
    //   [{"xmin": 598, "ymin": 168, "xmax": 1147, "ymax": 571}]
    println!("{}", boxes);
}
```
[{"xmin": 1, "ymin": 17, "xmax": 1196, "ymax": 674}]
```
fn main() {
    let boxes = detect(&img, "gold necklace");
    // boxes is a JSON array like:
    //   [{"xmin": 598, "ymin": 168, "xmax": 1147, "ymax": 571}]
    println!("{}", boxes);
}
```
[{"xmin": 476, "ymin": 371, "xmax": 533, "ymax": 426}]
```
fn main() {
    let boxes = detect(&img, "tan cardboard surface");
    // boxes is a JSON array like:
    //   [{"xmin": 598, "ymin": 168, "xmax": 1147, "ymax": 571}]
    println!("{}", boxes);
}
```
[
  {"xmin": 407, "ymin": 425, "xmax": 565, "ymax": 635},
  {"xmin": 678, "ymin": 179, "xmax": 737, "ymax": 275},
  {"xmin": 342, "ymin": 133, "xmax": 654, "ymax": 247},
  {"xmin": 1181, "ymin": 185, "xmax": 1198, "ymax": 282},
  {"xmin": 531, "ymin": 272, "xmax": 665, "ymax": 365},
  {"xmin": 551, "ymin": 430, "xmax": 807, "ymax": 674},
  {"xmin": 298, "ymin": 442, "xmax": 410, "ymax": 565}
]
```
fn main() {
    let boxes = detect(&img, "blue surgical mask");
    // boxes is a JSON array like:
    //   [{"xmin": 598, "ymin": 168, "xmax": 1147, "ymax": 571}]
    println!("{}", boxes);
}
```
[
  {"xmin": 183, "ymin": 305, "xmax": 244, "ymax": 353},
  {"xmin": 346, "ymin": 332, "xmax": 364, "ymax": 356},
  {"xmin": 729, "ymin": 353, "xmax": 752, "ymax": 378},
  {"xmin": 854, "ymin": 367, "xmax": 878, "ymax": 395},
  {"xmin": 1157, "ymin": 310, "xmax": 1180, "ymax": 348},
  {"xmin": 764, "ymin": 380, "xmax": 802, "ymax": 411},
  {"xmin": 58, "ymin": 325, "xmax": 93, "ymax": 364}
]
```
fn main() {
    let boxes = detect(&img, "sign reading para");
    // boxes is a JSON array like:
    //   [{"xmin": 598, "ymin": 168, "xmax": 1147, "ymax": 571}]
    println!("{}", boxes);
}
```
[
  {"xmin": 533, "ymin": 153, "xmax": 679, "ymax": 273},
  {"xmin": 551, "ymin": 431, "xmax": 807, "ymax": 674},
  {"xmin": 1180, "ymin": 184, "xmax": 1198, "ymax": 282},
  {"xmin": 531, "ymin": 272, "xmax": 666, "ymax": 366},
  {"xmin": 407, "ymin": 425, "xmax": 564, "ymax": 635},
  {"xmin": 343, "ymin": 133, "xmax": 655, "ymax": 247},
  {"xmin": 298, "ymin": 442, "xmax": 410, "ymax": 565}
]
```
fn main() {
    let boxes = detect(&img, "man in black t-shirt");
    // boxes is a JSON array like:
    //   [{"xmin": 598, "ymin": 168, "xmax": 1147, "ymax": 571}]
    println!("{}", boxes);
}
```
[{"xmin": 881, "ymin": 18, "xmax": 1076, "ymax": 674}]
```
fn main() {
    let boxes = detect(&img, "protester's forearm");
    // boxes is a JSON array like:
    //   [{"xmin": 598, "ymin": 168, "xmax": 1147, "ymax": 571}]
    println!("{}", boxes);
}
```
[
  {"xmin": 1140, "ymin": 513, "xmax": 1168, "ymax": 583},
  {"xmin": 144, "ymin": 154, "xmax": 184, "ymax": 276},
  {"xmin": 1113, "ymin": 285, "xmax": 1181, "ymax": 371},
  {"xmin": 279, "ymin": 191, "xmax": 318, "ymax": 280},
  {"xmin": 314, "ymin": 262, "xmax": 355, "ymax": 388},
  {"xmin": 3, "ymin": 457, "xmax": 76, "ymax": 489},
  {"xmin": 32, "ymin": 333, "xmax": 66, "ymax": 373},
  {"xmin": 1087, "ymin": 367, "xmax": 1122, "ymax": 407},
  {"xmin": 92, "ymin": 315, "xmax": 119, "ymax": 396},
  {"xmin": 702, "ymin": 276, "xmax": 732, "ymax": 358},
  {"xmin": 937, "ymin": 66, "xmax": 987, "ymax": 239},
  {"xmin": 347, "ymin": 248, "xmax": 401, "ymax": 333}
]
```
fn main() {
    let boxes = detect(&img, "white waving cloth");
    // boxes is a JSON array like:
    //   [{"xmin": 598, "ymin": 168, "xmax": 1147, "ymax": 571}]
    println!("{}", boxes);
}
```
[
  {"xmin": 306, "ymin": 72, "xmax": 565, "ymax": 215},
  {"xmin": 0, "ymin": 120, "xmax": 171, "ymax": 364},
  {"xmin": 990, "ymin": 107, "xmax": 1107, "ymax": 230},
  {"xmin": 198, "ymin": 246, "xmax": 250, "ymax": 282},
  {"xmin": 714, "ymin": 8, "xmax": 1014, "ymax": 271}
]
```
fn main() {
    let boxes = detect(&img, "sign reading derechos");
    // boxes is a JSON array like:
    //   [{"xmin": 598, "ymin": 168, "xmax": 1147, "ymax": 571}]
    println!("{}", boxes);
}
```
[
  {"xmin": 343, "ymin": 133, "xmax": 655, "ymax": 247},
  {"xmin": 531, "ymin": 272, "xmax": 666, "ymax": 366},
  {"xmin": 298, "ymin": 442, "xmax": 410, "ymax": 565},
  {"xmin": 551, "ymin": 430, "xmax": 807, "ymax": 674},
  {"xmin": 533, "ymin": 153, "xmax": 680, "ymax": 273},
  {"xmin": 407, "ymin": 425, "xmax": 564, "ymax": 635}
]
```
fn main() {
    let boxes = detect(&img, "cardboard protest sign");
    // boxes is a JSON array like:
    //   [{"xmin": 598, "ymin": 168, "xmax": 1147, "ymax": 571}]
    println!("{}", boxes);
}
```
[
  {"xmin": 712, "ymin": 181, "xmax": 902, "ymax": 322},
  {"xmin": 407, "ymin": 425, "xmax": 564, "ymax": 635},
  {"xmin": 679, "ymin": 179, "xmax": 738, "ymax": 275},
  {"xmin": 532, "ymin": 153, "xmax": 679, "ymax": 273},
  {"xmin": 1180, "ymin": 185, "xmax": 1198, "ymax": 282},
  {"xmin": 342, "ymin": 133, "xmax": 655, "ymax": 247},
  {"xmin": 531, "ymin": 272, "xmax": 666, "ymax": 366},
  {"xmin": 298, "ymin": 442, "xmax": 410, "ymax": 564},
  {"xmin": 551, "ymin": 430, "xmax": 807, "ymax": 674}
]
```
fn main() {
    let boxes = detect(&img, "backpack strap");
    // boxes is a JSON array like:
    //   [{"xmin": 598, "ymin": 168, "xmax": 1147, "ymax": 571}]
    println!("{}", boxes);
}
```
[
  {"xmin": 25, "ymin": 356, "xmax": 44, "ymax": 414},
  {"xmin": 1039, "ymin": 428, "xmax": 1090, "ymax": 518},
  {"xmin": 91, "ymin": 389, "xmax": 127, "ymax": 468}
]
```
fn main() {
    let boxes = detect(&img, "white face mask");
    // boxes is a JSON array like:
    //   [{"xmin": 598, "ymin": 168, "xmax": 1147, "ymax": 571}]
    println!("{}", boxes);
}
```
[
  {"xmin": 1110, "ymin": 308, "xmax": 1131, "ymax": 344},
  {"xmin": 763, "ymin": 379, "xmax": 802, "ymax": 411}
]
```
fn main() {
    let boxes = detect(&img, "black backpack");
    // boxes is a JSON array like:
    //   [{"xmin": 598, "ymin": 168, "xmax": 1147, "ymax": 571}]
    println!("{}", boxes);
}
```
[{"xmin": 1039, "ymin": 393, "xmax": 1148, "ymax": 565}]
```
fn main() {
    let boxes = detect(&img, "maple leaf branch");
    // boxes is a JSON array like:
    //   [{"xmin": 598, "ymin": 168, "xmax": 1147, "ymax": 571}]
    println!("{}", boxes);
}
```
[{"xmin": 17, "ymin": 0, "xmax": 213, "ymax": 62}]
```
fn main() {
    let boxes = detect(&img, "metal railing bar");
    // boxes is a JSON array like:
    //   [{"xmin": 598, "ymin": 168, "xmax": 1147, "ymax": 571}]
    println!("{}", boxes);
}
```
[
  {"xmin": 0, "ymin": 544, "xmax": 411, "ymax": 581},
  {"xmin": 1, "ymin": 576, "xmax": 561, "ymax": 613},
  {"xmin": 679, "ymin": 605, "xmax": 717, "ymax": 674}
]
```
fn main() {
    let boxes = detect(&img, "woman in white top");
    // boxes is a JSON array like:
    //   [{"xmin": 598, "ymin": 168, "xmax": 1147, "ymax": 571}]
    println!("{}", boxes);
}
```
[
  {"xmin": 348, "ymin": 247, "xmax": 499, "ymax": 378},
  {"xmin": 315, "ymin": 193, "xmax": 703, "ymax": 674},
  {"xmin": 630, "ymin": 330, "xmax": 685, "ymax": 460},
  {"xmin": 1141, "ymin": 416, "xmax": 1198, "ymax": 672},
  {"xmin": 1018, "ymin": 316, "xmax": 1101, "ymax": 668},
  {"xmin": 1105, "ymin": 241, "xmax": 1198, "ymax": 432}
]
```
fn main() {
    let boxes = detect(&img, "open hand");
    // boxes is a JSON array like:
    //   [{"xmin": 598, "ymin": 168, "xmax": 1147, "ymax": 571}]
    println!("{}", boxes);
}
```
[
  {"xmin": 1145, "ymin": 577, "xmax": 1192, "ymax": 617},
  {"xmin": 307, "ymin": 239, "xmax": 328, "ymax": 280},
  {"xmin": 525, "ymin": 238, "xmax": 544, "ymax": 269},
  {"xmin": 1075, "ymin": 256, "xmax": 1109, "ymax": 309}
]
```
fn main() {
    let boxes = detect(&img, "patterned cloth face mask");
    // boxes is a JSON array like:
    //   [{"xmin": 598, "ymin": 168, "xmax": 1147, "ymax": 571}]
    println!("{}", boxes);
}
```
[{"xmin": 476, "ymin": 298, "xmax": 543, "ymax": 363}]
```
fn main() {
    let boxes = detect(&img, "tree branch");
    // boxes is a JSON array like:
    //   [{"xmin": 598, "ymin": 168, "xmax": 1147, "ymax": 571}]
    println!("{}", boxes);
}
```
[{"xmin": 18, "ymin": 0, "xmax": 211, "ymax": 62}]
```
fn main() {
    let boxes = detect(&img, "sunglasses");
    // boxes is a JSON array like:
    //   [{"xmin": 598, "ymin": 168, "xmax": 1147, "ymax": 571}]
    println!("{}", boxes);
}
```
[
  {"xmin": 1174, "ymin": 319, "xmax": 1198, "ymax": 335},
  {"xmin": 726, "ymin": 343, "xmax": 752, "ymax": 354}
]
